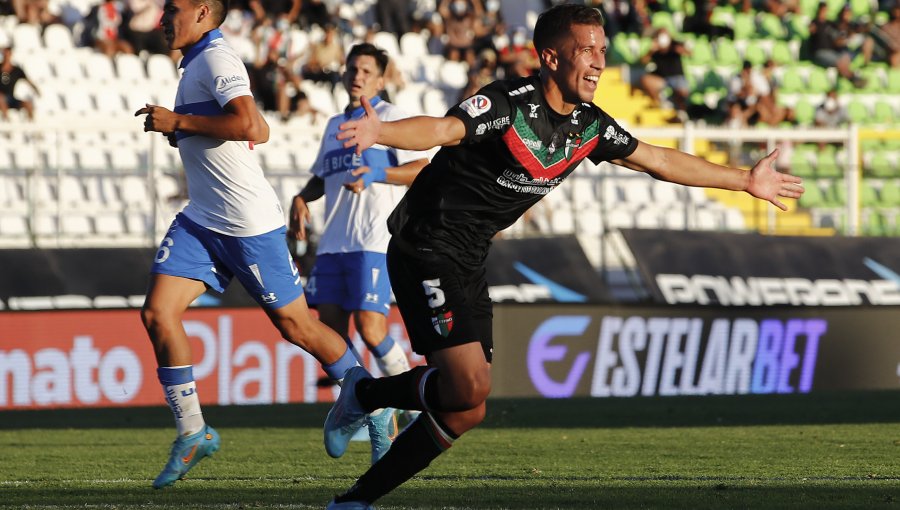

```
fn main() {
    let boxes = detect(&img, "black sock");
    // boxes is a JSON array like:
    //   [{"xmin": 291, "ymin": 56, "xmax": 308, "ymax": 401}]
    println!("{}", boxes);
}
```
[
  {"xmin": 356, "ymin": 365, "xmax": 443, "ymax": 412},
  {"xmin": 334, "ymin": 412, "xmax": 458, "ymax": 504}
]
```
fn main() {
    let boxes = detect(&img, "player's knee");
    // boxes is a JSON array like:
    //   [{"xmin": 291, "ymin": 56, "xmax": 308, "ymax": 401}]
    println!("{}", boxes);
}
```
[
  {"xmin": 448, "ymin": 369, "xmax": 491, "ymax": 410},
  {"xmin": 140, "ymin": 305, "xmax": 176, "ymax": 342}
]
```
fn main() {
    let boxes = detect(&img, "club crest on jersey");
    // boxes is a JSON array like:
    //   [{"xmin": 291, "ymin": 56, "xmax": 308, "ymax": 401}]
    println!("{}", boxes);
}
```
[
  {"xmin": 460, "ymin": 95, "xmax": 492, "ymax": 118},
  {"xmin": 431, "ymin": 309, "xmax": 454, "ymax": 337},
  {"xmin": 565, "ymin": 132, "xmax": 583, "ymax": 160}
]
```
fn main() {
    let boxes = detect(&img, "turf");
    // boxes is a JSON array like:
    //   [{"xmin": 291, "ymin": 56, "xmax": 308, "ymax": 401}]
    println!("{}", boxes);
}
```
[{"xmin": 1, "ymin": 392, "xmax": 899, "ymax": 509}]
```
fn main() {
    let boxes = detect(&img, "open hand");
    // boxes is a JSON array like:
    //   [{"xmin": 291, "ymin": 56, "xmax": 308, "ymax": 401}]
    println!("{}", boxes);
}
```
[{"xmin": 746, "ymin": 149, "xmax": 805, "ymax": 211}]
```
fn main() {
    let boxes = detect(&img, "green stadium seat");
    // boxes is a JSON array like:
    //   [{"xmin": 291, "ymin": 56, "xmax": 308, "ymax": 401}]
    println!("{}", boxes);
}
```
[
  {"xmin": 758, "ymin": 12, "xmax": 787, "ymax": 38},
  {"xmin": 861, "ymin": 180, "xmax": 880, "ymax": 207},
  {"xmin": 867, "ymin": 148, "xmax": 895, "ymax": 177},
  {"xmin": 873, "ymin": 100, "xmax": 896, "ymax": 125},
  {"xmin": 800, "ymin": 0, "xmax": 819, "ymax": 17},
  {"xmin": 794, "ymin": 98, "xmax": 816, "ymax": 125},
  {"xmin": 798, "ymin": 180, "xmax": 827, "ymax": 207},
  {"xmin": 826, "ymin": 179, "xmax": 847, "ymax": 206},
  {"xmin": 789, "ymin": 145, "xmax": 816, "ymax": 177},
  {"xmin": 686, "ymin": 37, "xmax": 714, "ymax": 66},
  {"xmin": 743, "ymin": 40, "xmax": 768, "ymax": 66},
  {"xmin": 850, "ymin": 0, "xmax": 874, "ymax": 17},
  {"xmin": 887, "ymin": 68, "xmax": 900, "ymax": 93},
  {"xmin": 881, "ymin": 179, "xmax": 900, "ymax": 205},
  {"xmin": 779, "ymin": 66, "xmax": 805, "ymax": 93},
  {"xmin": 816, "ymin": 147, "xmax": 842, "ymax": 178},
  {"xmin": 788, "ymin": 15, "xmax": 811, "ymax": 39},
  {"xmin": 771, "ymin": 40, "xmax": 793, "ymax": 65},
  {"xmin": 863, "ymin": 210, "xmax": 887, "ymax": 236},
  {"xmin": 846, "ymin": 99, "xmax": 870, "ymax": 125},
  {"xmin": 714, "ymin": 38, "xmax": 742, "ymax": 67},
  {"xmin": 710, "ymin": 6, "xmax": 735, "ymax": 29},
  {"xmin": 652, "ymin": 11, "xmax": 679, "ymax": 35},
  {"xmin": 807, "ymin": 66, "xmax": 832, "ymax": 93},
  {"xmin": 733, "ymin": 12, "xmax": 756, "ymax": 40},
  {"xmin": 611, "ymin": 33, "xmax": 636, "ymax": 65}
]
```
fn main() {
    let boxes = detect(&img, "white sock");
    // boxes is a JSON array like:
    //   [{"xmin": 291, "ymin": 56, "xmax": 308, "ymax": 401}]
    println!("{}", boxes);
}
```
[
  {"xmin": 376, "ymin": 341, "xmax": 412, "ymax": 376},
  {"xmin": 159, "ymin": 366, "xmax": 205, "ymax": 436}
]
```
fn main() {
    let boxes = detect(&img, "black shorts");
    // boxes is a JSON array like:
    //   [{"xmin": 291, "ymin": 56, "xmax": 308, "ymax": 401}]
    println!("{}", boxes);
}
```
[{"xmin": 387, "ymin": 238, "xmax": 493, "ymax": 363}]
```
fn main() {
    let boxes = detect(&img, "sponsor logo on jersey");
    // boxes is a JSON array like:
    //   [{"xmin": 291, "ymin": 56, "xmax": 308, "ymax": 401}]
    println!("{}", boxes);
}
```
[
  {"xmin": 571, "ymin": 110, "xmax": 581, "ymax": 125},
  {"xmin": 260, "ymin": 292, "xmax": 278, "ymax": 304},
  {"xmin": 528, "ymin": 103, "xmax": 540, "ymax": 118},
  {"xmin": 460, "ymin": 95, "xmax": 492, "ymax": 118},
  {"xmin": 365, "ymin": 292, "xmax": 379, "ymax": 303},
  {"xmin": 603, "ymin": 125, "xmax": 630, "ymax": 145},
  {"xmin": 508, "ymin": 84, "xmax": 536, "ymax": 96},
  {"xmin": 214, "ymin": 74, "xmax": 245, "ymax": 91},
  {"xmin": 475, "ymin": 115, "xmax": 511, "ymax": 135}
]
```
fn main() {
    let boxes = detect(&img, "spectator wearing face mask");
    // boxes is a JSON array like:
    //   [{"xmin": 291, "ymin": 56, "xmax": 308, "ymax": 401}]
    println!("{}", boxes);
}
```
[
  {"xmin": 439, "ymin": 0, "xmax": 483, "ymax": 66},
  {"xmin": 638, "ymin": 27, "xmax": 690, "ymax": 122},
  {"xmin": 497, "ymin": 25, "xmax": 539, "ymax": 78},
  {"xmin": 814, "ymin": 89, "xmax": 847, "ymax": 128}
]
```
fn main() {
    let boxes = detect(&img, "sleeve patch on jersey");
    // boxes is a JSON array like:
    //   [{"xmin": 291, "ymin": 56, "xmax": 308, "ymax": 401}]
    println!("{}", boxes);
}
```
[{"xmin": 460, "ymin": 95, "xmax": 492, "ymax": 118}]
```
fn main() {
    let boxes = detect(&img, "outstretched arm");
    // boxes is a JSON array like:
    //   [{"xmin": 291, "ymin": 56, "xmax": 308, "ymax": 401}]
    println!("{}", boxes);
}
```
[
  {"xmin": 614, "ymin": 141, "xmax": 804, "ymax": 211},
  {"xmin": 337, "ymin": 96, "xmax": 466, "ymax": 154}
]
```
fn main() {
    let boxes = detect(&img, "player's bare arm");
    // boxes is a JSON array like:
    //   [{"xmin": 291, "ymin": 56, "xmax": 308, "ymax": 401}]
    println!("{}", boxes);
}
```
[
  {"xmin": 613, "ymin": 141, "xmax": 804, "ymax": 211},
  {"xmin": 343, "ymin": 158, "xmax": 429, "ymax": 193},
  {"xmin": 289, "ymin": 176, "xmax": 325, "ymax": 240},
  {"xmin": 337, "ymin": 96, "xmax": 466, "ymax": 154},
  {"xmin": 134, "ymin": 95, "xmax": 269, "ymax": 143}
]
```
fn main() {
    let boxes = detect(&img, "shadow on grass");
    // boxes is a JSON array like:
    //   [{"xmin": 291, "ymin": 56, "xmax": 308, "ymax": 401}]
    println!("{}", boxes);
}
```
[
  {"xmin": 4, "ymin": 482, "xmax": 899, "ymax": 510},
  {"xmin": 2, "ymin": 390, "xmax": 900, "ymax": 430}
]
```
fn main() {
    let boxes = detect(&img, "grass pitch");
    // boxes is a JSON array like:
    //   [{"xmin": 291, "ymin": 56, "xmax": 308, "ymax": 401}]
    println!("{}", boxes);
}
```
[{"xmin": 1, "ymin": 392, "xmax": 899, "ymax": 509}]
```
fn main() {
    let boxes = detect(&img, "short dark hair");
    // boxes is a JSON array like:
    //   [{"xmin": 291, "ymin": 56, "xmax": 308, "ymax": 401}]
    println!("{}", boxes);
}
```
[
  {"xmin": 194, "ymin": 0, "xmax": 228, "ymax": 26},
  {"xmin": 533, "ymin": 3, "xmax": 604, "ymax": 54},
  {"xmin": 346, "ymin": 43, "xmax": 389, "ymax": 75}
]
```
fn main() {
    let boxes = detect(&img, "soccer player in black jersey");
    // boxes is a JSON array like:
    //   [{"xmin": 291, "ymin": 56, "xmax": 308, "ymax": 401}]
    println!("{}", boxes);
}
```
[{"xmin": 323, "ymin": 3, "xmax": 804, "ymax": 508}]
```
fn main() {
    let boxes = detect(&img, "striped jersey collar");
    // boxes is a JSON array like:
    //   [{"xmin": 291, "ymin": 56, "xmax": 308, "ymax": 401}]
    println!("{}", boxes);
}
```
[
  {"xmin": 179, "ymin": 29, "xmax": 224, "ymax": 69},
  {"xmin": 345, "ymin": 95, "xmax": 382, "ymax": 118}
]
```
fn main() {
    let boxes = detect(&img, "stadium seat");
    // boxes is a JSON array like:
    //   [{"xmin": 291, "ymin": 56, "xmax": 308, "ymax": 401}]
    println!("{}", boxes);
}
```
[
  {"xmin": 816, "ymin": 146, "xmax": 841, "ymax": 178},
  {"xmin": 372, "ymin": 31, "xmax": 401, "ymax": 58},
  {"xmin": 399, "ymin": 31, "xmax": 428, "ymax": 60},
  {"xmin": 552, "ymin": 206, "xmax": 576, "ymax": 234},
  {"xmin": 758, "ymin": 12, "xmax": 787, "ymax": 38},
  {"xmin": 43, "ymin": 23, "xmax": 74, "ymax": 53},
  {"xmin": 570, "ymin": 175, "xmax": 597, "ymax": 210},
  {"xmin": 685, "ymin": 37, "xmax": 713, "ymax": 66},
  {"xmin": 713, "ymin": 38, "xmax": 741, "ymax": 67},
  {"xmin": 732, "ymin": 12, "xmax": 755, "ymax": 40},
  {"xmin": 651, "ymin": 11, "xmax": 678, "ymax": 34},
  {"xmin": 393, "ymin": 84, "xmax": 425, "ymax": 115},
  {"xmin": 793, "ymin": 98, "xmax": 816, "ymax": 126},
  {"xmin": 109, "ymin": 145, "xmax": 142, "ymax": 172},
  {"xmin": 94, "ymin": 211, "xmax": 126, "ymax": 236},
  {"xmin": 881, "ymin": 179, "xmax": 900, "ymax": 206},
  {"xmin": 115, "ymin": 53, "xmax": 147, "ymax": 85},
  {"xmin": 60, "ymin": 213, "xmax": 94, "ymax": 238},
  {"xmin": 846, "ymin": 99, "xmax": 870, "ymax": 125},
  {"xmin": 0, "ymin": 214, "xmax": 29, "ymax": 238},
  {"xmin": 422, "ymin": 88, "xmax": 448, "ymax": 117},
  {"xmin": 770, "ymin": 40, "xmax": 793, "ymax": 65},
  {"xmin": 12, "ymin": 23, "xmax": 42, "ymax": 53},
  {"xmin": 147, "ymin": 54, "xmax": 178, "ymax": 85},
  {"xmin": 54, "ymin": 56, "xmax": 86, "ymax": 84},
  {"xmin": 887, "ymin": 68, "xmax": 900, "ymax": 93},
  {"xmin": 779, "ymin": 66, "xmax": 805, "ymax": 93},
  {"xmin": 743, "ymin": 40, "xmax": 768, "ymax": 66},
  {"xmin": 860, "ymin": 180, "xmax": 880, "ymax": 207},
  {"xmin": 873, "ymin": 100, "xmax": 896, "ymax": 124},
  {"xmin": 798, "ymin": 180, "xmax": 827, "ymax": 208},
  {"xmin": 807, "ymin": 66, "xmax": 832, "ymax": 94},
  {"xmin": 634, "ymin": 205, "xmax": 663, "ymax": 229},
  {"xmin": 789, "ymin": 144, "xmax": 816, "ymax": 177},
  {"xmin": 826, "ymin": 179, "xmax": 847, "ymax": 206},
  {"xmin": 120, "ymin": 175, "xmax": 150, "ymax": 204},
  {"xmin": 438, "ymin": 60, "xmax": 469, "ymax": 90}
]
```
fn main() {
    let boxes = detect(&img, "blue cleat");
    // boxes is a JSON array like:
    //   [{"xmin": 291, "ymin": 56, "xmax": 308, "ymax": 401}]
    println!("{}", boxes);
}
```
[
  {"xmin": 326, "ymin": 500, "xmax": 374, "ymax": 509},
  {"xmin": 153, "ymin": 425, "xmax": 220, "ymax": 489},
  {"xmin": 366, "ymin": 407, "xmax": 398, "ymax": 464},
  {"xmin": 324, "ymin": 366, "xmax": 370, "ymax": 458}
]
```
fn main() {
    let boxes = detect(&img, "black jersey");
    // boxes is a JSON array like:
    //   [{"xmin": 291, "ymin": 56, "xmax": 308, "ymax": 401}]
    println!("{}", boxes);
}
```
[{"xmin": 387, "ymin": 75, "xmax": 639, "ymax": 269}]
